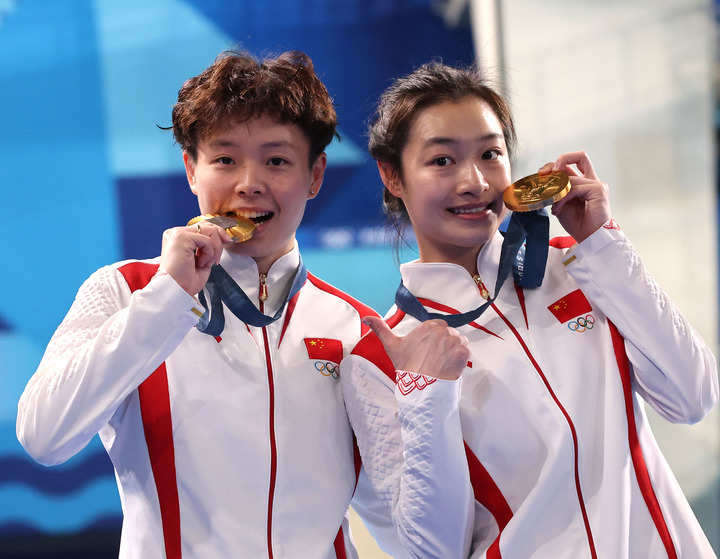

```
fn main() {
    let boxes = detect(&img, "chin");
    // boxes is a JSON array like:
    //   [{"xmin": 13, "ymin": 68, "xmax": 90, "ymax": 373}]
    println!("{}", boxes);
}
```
[
  {"xmin": 224, "ymin": 241, "xmax": 255, "ymax": 256},
  {"xmin": 472, "ymin": 222, "xmax": 500, "ymax": 247}
]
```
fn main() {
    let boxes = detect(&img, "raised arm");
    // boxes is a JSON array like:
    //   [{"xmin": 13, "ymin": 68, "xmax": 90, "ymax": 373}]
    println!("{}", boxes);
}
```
[
  {"xmin": 17, "ymin": 222, "xmax": 227, "ymax": 465},
  {"xmin": 546, "ymin": 151, "xmax": 718, "ymax": 423},
  {"xmin": 343, "ymin": 318, "xmax": 474, "ymax": 559},
  {"xmin": 16, "ymin": 266, "xmax": 202, "ymax": 465},
  {"xmin": 567, "ymin": 224, "xmax": 718, "ymax": 423}
]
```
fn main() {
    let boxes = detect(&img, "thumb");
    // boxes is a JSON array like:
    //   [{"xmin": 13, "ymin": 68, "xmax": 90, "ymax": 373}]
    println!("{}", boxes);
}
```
[{"xmin": 362, "ymin": 316, "xmax": 398, "ymax": 349}]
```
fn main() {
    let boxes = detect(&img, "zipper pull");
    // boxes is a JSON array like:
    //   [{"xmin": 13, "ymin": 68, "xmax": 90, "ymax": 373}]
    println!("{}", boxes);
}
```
[
  {"xmin": 472, "ymin": 274, "xmax": 490, "ymax": 301},
  {"xmin": 259, "ymin": 273, "xmax": 268, "ymax": 302}
]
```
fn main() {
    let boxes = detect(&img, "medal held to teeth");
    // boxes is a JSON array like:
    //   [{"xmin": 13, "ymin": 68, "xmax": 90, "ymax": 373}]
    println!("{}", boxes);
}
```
[
  {"xmin": 503, "ymin": 171, "xmax": 571, "ymax": 212},
  {"xmin": 187, "ymin": 214, "xmax": 256, "ymax": 242}
]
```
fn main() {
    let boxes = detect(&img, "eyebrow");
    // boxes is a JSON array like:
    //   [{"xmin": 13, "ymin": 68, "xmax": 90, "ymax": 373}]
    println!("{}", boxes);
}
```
[
  {"xmin": 208, "ymin": 139, "xmax": 296, "ymax": 149},
  {"xmin": 208, "ymin": 139, "xmax": 240, "ymax": 148},
  {"xmin": 422, "ymin": 132, "xmax": 504, "ymax": 148}
]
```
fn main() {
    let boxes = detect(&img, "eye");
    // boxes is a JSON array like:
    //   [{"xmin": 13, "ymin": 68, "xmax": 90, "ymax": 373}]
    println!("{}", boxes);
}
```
[
  {"xmin": 267, "ymin": 157, "xmax": 288, "ymax": 167},
  {"xmin": 216, "ymin": 156, "xmax": 234, "ymax": 165},
  {"xmin": 432, "ymin": 156, "xmax": 454, "ymax": 167},
  {"xmin": 481, "ymin": 150, "xmax": 500, "ymax": 160}
]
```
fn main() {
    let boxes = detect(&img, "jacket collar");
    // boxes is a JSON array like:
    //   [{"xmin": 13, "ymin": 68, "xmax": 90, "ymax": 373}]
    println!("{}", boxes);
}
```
[
  {"xmin": 399, "ymin": 231, "xmax": 504, "ymax": 312},
  {"xmin": 218, "ymin": 243, "xmax": 301, "ymax": 316}
]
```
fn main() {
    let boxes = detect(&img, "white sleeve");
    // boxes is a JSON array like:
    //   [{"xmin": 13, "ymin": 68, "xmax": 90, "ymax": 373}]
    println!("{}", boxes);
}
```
[
  {"xmin": 566, "ymin": 222, "xmax": 718, "ymax": 424},
  {"xmin": 16, "ymin": 265, "xmax": 203, "ymax": 466},
  {"xmin": 342, "ymin": 353, "xmax": 474, "ymax": 559}
]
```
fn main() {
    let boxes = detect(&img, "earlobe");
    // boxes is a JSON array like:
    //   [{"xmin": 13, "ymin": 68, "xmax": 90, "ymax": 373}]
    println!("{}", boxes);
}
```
[
  {"xmin": 183, "ymin": 152, "xmax": 198, "ymax": 194},
  {"xmin": 378, "ymin": 161, "xmax": 402, "ymax": 196},
  {"xmin": 308, "ymin": 153, "xmax": 327, "ymax": 200}
]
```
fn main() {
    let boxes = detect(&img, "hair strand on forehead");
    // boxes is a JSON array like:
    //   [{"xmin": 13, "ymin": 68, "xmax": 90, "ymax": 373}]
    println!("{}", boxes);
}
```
[{"xmin": 167, "ymin": 49, "xmax": 339, "ymax": 167}]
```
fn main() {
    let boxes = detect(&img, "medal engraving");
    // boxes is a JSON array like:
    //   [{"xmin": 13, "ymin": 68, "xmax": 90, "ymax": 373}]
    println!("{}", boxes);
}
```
[
  {"xmin": 187, "ymin": 214, "xmax": 256, "ymax": 242},
  {"xmin": 503, "ymin": 171, "xmax": 571, "ymax": 212}
]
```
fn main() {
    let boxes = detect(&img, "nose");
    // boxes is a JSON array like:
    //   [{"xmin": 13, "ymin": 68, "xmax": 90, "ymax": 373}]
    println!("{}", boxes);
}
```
[
  {"xmin": 461, "ymin": 160, "xmax": 489, "ymax": 193},
  {"xmin": 235, "ymin": 162, "xmax": 265, "ymax": 195}
]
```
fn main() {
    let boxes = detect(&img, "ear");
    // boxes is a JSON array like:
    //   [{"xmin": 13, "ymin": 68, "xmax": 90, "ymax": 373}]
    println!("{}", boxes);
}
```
[
  {"xmin": 377, "ymin": 160, "xmax": 402, "ymax": 197},
  {"xmin": 183, "ymin": 151, "xmax": 198, "ymax": 195},
  {"xmin": 308, "ymin": 152, "xmax": 327, "ymax": 200}
]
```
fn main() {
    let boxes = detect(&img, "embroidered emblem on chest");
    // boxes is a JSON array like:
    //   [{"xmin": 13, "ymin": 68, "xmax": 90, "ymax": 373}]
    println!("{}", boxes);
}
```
[
  {"xmin": 397, "ymin": 371, "xmax": 437, "ymax": 395},
  {"xmin": 304, "ymin": 338, "xmax": 343, "ymax": 379},
  {"xmin": 548, "ymin": 289, "xmax": 594, "ymax": 333},
  {"xmin": 567, "ymin": 314, "xmax": 595, "ymax": 333}
]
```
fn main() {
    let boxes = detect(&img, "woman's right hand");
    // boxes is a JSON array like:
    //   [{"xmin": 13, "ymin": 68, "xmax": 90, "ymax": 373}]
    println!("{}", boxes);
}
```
[
  {"xmin": 539, "ymin": 151, "xmax": 611, "ymax": 243},
  {"xmin": 159, "ymin": 222, "xmax": 230, "ymax": 296},
  {"xmin": 362, "ymin": 316, "xmax": 470, "ymax": 381}
]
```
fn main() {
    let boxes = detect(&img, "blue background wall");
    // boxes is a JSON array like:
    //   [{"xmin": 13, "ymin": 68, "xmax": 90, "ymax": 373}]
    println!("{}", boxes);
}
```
[{"xmin": 0, "ymin": 0, "xmax": 473, "ymax": 555}]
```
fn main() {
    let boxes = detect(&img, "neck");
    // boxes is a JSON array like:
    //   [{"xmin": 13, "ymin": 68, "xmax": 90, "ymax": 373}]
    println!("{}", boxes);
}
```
[
  {"xmin": 224, "ymin": 241, "xmax": 296, "ymax": 276},
  {"xmin": 418, "ymin": 244, "xmax": 483, "ymax": 278}
]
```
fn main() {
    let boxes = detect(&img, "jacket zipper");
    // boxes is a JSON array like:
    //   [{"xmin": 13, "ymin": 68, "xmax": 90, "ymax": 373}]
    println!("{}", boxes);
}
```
[
  {"xmin": 472, "ymin": 274, "xmax": 491, "ymax": 300},
  {"xmin": 259, "ymin": 279, "xmax": 277, "ymax": 559},
  {"xmin": 259, "ymin": 273, "xmax": 268, "ymax": 302}
]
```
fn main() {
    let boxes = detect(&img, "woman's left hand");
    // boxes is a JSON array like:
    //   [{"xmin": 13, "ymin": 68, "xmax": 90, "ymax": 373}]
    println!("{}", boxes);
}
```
[{"xmin": 539, "ymin": 151, "xmax": 611, "ymax": 243}]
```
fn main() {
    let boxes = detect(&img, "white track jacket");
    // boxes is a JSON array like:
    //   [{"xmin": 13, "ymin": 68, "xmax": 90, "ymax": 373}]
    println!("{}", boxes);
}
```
[
  {"xmin": 17, "ymin": 246, "xmax": 452, "ymax": 559},
  {"xmin": 343, "ymin": 220, "xmax": 718, "ymax": 559}
]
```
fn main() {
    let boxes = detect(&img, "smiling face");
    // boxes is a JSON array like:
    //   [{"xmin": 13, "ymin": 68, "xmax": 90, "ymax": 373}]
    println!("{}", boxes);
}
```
[
  {"xmin": 382, "ymin": 96, "xmax": 512, "ymax": 273},
  {"xmin": 184, "ymin": 113, "xmax": 325, "ymax": 273}
]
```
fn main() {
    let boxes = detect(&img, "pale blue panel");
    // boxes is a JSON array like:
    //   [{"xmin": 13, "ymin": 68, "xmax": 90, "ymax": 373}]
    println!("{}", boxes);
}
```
[
  {"xmin": 94, "ymin": 0, "xmax": 366, "ymax": 177},
  {"xmin": 0, "ymin": 478, "xmax": 120, "ymax": 534},
  {"xmin": 94, "ymin": 0, "xmax": 233, "ymax": 177},
  {"xmin": 0, "ymin": 0, "xmax": 119, "ymax": 346},
  {"xmin": 0, "ymin": 335, "xmax": 44, "ymax": 425}
]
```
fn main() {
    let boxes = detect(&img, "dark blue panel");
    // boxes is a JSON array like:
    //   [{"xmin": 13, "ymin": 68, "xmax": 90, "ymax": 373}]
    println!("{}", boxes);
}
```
[
  {"xmin": 117, "ymin": 174, "xmax": 199, "ymax": 260},
  {"xmin": 0, "ymin": 451, "xmax": 114, "ymax": 495}
]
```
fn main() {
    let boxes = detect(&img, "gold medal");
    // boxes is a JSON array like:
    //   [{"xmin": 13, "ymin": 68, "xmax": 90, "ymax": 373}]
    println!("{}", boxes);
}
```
[
  {"xmin": 186, "ymin": 214, "xmax": 256, "ymax": 243},
  {"xmin": 503, "ymin": 171, "xmax": 571, "ymax": 212}
]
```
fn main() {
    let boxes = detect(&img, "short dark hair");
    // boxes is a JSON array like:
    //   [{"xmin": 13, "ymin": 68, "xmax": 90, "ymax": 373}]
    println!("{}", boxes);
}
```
[
  {"xmin": 368, "ymin": 61, "xmax": 516, "ymax": 232},
  {"xmin": 171, "ymin": 49, "xmax": 338, "ymax": 165}
]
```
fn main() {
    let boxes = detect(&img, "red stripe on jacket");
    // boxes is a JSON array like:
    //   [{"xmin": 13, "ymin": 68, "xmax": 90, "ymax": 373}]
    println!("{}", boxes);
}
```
[
  {"xmin": 609, "ymin": 321, "xmax": 678, "ymax": 559},
  {"xmin": 465, "ymin": 444, "xmax": 513, "ymax": 559},
  {"xmin": 417, "ymin": 298, "xmax": 502, "ymax": 339},
  {"xmin": 351, "ymin": 331, "xmax": 397, "ymax": 383},
  {"xmin": 549, "ymin": 235, "xmax": 576, "ymax": 249},
  {"xmin": 333, "ymin": 526, "xmax": 348, "ymax": 559},
  {"xmin": 118, "ymin": 262, "xmax": 182, "ymax": 559},
  {"xmin": 277, "ymin": 288, "xmax": 302, "ymax": 347},
  {"xmin": 306, "ymin": 271, "xmax": 379, "ymax": 338}
]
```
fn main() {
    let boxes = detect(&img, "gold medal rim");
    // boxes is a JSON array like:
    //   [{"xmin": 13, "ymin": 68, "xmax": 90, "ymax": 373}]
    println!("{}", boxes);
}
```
[
  {"xmin": 503, "ymin": 172, "xmax": 571, "ymax": 212},
  {"xmin": 225, "ymin": 218, "xmax": 255, "ymax": 242}
]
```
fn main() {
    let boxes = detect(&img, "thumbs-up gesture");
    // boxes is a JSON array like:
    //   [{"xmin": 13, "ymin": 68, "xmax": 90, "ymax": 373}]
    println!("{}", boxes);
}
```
[{"xmin": 363, "ymin": 316, "xmax": 470, "ymax": 381}]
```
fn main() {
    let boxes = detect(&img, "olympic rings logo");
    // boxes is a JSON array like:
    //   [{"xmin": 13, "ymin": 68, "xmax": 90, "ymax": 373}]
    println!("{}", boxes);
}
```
[
  {"xmin": 315, "ymin": 361, "xmax": 339, "ymax": 379},
  {"xmin": 568, "ymin": 314, "xmax": 595, "ymax": 333}
]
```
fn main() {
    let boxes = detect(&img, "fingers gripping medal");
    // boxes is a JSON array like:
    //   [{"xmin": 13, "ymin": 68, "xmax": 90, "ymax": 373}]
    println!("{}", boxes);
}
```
[
  {"xmin": 503, "ymin": 171, "xmax": 571, "ymax": 212},
  {"xmin": 186, "ymin": 214, "xmax": 256, "ymax": 243}
]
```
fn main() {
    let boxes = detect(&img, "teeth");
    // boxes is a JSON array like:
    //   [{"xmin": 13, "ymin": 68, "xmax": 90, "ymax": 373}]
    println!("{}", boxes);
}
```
[
  {"xmin": 452, "ymin": 206, "xmax": 486, "ymax": 214},
  {"xmin": 233, "ymin": 210, "xmax": 272, "ymax": 219}
]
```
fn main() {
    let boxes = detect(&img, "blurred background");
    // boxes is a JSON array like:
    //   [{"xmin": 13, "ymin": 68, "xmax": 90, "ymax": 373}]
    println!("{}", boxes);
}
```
[{"xmin": 0, "ymin": 0, "xmax": 717, "ymax": 557}]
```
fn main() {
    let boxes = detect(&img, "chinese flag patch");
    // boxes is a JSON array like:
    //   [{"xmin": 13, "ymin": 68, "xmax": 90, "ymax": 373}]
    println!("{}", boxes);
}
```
[
  {"xmin": 304, "ymin": 338, "xmax": 344, "ymax": 364},
  {"xmin": 548, "ymin": 289, "xmax": 592, "ymax": 323}
]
